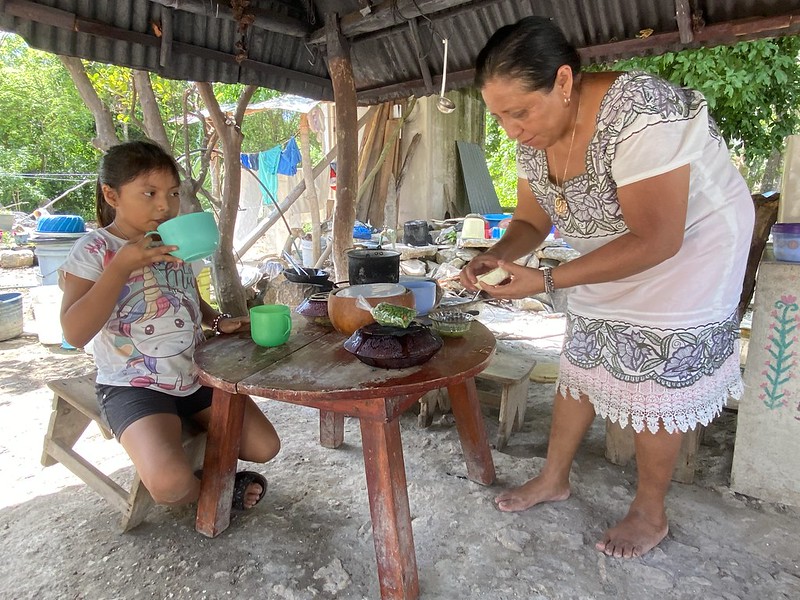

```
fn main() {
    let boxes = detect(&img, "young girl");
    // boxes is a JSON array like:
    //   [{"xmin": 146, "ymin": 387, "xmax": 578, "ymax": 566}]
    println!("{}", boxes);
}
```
[{"xmin": 60, "ymin": 140, "xmax": 280, "ymax": 513}]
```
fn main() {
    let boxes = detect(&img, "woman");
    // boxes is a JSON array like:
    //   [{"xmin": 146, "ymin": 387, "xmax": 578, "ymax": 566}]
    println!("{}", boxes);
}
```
[{"xmin": 462, "ymin": 17, "xmax": 754, "ymax": 558}]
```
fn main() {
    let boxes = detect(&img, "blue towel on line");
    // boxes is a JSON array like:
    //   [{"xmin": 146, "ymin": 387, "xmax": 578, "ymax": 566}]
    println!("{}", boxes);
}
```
[
  {"xmin": 277, "ymin": 137, "xmax": 301, "ymax": 176},
  {"xmin": 258, "ymin": 146, "xmax": 282, "ymax": 204}
]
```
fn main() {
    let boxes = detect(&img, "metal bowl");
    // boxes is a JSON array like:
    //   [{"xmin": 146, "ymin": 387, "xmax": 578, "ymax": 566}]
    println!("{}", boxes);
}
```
[{"xmin": 427, "ymin": 309, "xmax": 475, "ymax": 338}]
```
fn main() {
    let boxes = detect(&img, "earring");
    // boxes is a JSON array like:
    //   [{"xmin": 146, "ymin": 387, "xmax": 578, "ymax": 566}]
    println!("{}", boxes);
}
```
[{"xmin": 563, "ymin": 95, "xmax": 571, "ymax": 107}]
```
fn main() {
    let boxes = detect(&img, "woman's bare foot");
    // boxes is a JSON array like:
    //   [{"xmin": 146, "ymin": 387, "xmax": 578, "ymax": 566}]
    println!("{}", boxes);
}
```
[
  {"xmin": 494, "ymin": 475, "xmax": 571, "ymax": 512},
  {"xmin": 595, "ymin": 506, "xmax": 668, "ymax": 558}
]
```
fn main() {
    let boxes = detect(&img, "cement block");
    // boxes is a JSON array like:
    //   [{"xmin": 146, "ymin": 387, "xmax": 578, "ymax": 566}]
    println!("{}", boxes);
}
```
[{"xmin": 731, "ymin": 250, "xmax": 800, "ymax": 506}]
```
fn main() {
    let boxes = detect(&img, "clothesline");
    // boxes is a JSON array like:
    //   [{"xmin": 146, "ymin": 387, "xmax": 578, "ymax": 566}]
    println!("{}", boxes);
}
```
[{"xmin": 241, "ymin": 137, "xmax": 302, "ymax": 203}]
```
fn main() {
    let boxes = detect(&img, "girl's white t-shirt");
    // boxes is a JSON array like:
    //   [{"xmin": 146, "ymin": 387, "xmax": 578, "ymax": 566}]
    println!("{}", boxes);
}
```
[{"xmin": 60, "ymin": 229, "xmax": 206, "ymax": 396}]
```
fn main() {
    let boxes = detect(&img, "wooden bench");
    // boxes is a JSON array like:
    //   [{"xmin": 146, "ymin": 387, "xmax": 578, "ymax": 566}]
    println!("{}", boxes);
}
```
[
  {"xmin": 419, "ymin": 345, "xmax": 536, "ymax": 450},
  {"xmin": 41, "ymin": 373, "xmax": 206, "ymax": 532}
]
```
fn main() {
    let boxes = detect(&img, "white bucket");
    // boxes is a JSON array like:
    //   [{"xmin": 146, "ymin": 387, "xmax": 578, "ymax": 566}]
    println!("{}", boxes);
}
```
[
  {"xmin": 31, "ymin": 285, "xmax": 64, "ymax": 345},
  {"xmin": 33, "ymin": 241, "xmax": 77, "ymax": 285},
  {"xmin": 301, "ymin": 236, "xmax": 327, "ymax": 267}
]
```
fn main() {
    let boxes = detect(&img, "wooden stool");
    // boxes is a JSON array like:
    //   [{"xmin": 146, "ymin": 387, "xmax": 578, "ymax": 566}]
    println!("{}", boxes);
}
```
[
  {"xmin": 419, "ymin": 346, "xmax": 536, "ymax": 450},
  {"xmin": 41, "ymin": 373, "xmax": 206, "ymax": 532},
  {"xmin": 605, "ymin": 420, "xmax": 703, "ymax": 484}
]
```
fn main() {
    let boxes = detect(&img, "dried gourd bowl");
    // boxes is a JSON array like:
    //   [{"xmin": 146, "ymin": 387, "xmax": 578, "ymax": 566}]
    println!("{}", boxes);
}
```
[
  {"xmin": 427, "ymin": 309, "xmax": 475, "ymax": 338},
  {"xmin": 328, "ymin": 283, "xmax": 415, "ymax": 336}
]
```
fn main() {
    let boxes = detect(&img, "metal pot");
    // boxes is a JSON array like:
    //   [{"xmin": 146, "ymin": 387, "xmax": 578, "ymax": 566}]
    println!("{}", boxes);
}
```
[{"xmin": 346, "ymin": 249, "xmax": 401, "ymax": 285}]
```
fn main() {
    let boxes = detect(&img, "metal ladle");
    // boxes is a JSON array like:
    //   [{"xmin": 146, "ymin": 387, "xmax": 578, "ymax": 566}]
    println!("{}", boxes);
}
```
[{"xmin": 437, "ymin": 38, "xmax": 456, "ymax": 114}]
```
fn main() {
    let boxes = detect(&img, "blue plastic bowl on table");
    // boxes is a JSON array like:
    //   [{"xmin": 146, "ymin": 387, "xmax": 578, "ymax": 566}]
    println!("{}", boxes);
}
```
[
  {"xmin": 483, "ymin": 213, "xmax": 511, "ymax": 229},
  {"xmin": 36, "ymin": 215, "xmax": 85, "ymax": 233}
]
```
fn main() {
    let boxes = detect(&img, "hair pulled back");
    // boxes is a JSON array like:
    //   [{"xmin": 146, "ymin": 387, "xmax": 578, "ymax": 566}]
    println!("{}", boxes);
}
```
[
  {"xmin": 475, "ymin": 16, "xmax": 581, "ymax": 93},
  {"xmin": 95, "ymin": 140, "xmax": 180, "ymax": 227}
]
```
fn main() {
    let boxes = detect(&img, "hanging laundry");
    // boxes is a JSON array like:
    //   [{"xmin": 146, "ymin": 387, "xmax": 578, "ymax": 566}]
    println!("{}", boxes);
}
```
[
  {"xmin": 240, "ymin": 152, "xmax": 259, "ymax": 170},
  {"xmin": 277, "ymin": 136, "xmax": 301, "ymax": 176},
  {"xmin": 258, "ymin": 146, "xmax": 282, "ymax": 204}
]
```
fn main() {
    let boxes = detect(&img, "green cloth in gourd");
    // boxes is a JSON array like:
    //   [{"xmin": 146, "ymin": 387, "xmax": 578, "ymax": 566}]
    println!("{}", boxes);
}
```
[{"xmin": 372, "ymin": 302, "xmax": 416, "ymax": 328}]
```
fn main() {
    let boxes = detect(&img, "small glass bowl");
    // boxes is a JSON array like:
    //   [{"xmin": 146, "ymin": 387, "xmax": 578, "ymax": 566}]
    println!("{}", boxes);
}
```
[{"xmin": 427, "ymin": 309, "xmax": 475, "ymax": 337}]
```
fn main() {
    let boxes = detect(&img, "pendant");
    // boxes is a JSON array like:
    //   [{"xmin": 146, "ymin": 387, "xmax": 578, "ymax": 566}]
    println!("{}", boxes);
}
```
[{"xmin": 554, "ymin": 193, "xmax": 569, "ymax": 218}]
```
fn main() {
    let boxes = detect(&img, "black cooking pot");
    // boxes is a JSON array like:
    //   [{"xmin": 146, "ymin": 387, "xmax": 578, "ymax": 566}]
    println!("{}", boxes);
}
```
[{"xmin": 346, "ymin": 249, "xmax": 400, "ymax": 285}]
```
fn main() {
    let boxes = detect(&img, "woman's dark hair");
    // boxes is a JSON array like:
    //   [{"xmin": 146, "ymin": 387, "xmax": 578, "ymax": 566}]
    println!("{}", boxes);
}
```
[
  {"xmin": 95, "ymin": 140, "xmax": 180, "ymax": 227},
  {"xmin": 475, "ymin": 16, "xmax": 581, "ymax": 92}
]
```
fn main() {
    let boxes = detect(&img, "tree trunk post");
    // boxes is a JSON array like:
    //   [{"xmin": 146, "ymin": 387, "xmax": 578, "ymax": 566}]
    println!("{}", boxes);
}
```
[{"xmin": 326, "ymin": 13, "xmax": 359, "ymax": 283}]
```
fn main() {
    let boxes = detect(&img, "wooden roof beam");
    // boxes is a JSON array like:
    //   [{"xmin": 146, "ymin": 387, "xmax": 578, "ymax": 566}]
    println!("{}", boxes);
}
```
[
  {"xmin": 675, "ymin": 0, "xmax": 694, "ymax": 43},
  {"xmin": 309, "ymin": 0, "xmax": 473, "ymax": 44},
  {"xmin": 149, "ymin": 0, "xmax": 311, "ymax": 38}
]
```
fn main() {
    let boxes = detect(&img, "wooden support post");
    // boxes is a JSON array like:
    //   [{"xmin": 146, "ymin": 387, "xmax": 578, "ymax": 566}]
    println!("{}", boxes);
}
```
[
  {"xmin": 299, "ymin": 113, "xmax": 322, "ymax": 263},
  {"xmin": 326, "ymin": 13, "xmax": 359, "ymax": 283}
]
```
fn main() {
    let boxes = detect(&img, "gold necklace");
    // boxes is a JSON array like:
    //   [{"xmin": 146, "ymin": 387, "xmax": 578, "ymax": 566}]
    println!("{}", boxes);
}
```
[
  {"xmin": 109, "ymin": 221, "xmax": 130, "ymax": 241},
  {"xmin": 552, "ymin": 92, "xmax": 582, "ymax": 218}
]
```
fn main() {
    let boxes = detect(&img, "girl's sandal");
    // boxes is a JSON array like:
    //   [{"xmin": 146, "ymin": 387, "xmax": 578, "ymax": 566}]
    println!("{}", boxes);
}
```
[
  {"xmin": 194, "ymin": 470, "xmax": 268, "ymax": 510},
  {"xmin": 231, "ymin": 471, "xmax": 268, "ymax": 510}
]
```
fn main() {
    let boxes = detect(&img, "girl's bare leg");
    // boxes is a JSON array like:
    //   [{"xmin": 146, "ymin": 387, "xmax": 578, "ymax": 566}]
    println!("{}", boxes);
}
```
[
  {"xmin": 120, "ymin": 413, "xmax": 200, "ymax": 505},
  {"xmin": 495, "ymin": 390, "xmax": 595, "ymax": 512},
  {"xmin": 595, "ymin": 426, "xmax": 682, "ymax": 558}
]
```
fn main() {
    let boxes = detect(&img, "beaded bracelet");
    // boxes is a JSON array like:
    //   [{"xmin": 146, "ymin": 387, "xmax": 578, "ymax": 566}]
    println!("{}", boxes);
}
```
[
  {"xmin": 212, "ymin": 313, "xmax": 232, "ymax": 335},
  {"xmin": 541, "ymin": 267, "xmax": 555, "ymax": 294}
]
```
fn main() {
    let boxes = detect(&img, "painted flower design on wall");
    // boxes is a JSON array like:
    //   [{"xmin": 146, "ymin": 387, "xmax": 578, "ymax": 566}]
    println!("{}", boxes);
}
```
[{"xmin": 759, "ymin": 294, "xmax": 799, "ymax": 411}]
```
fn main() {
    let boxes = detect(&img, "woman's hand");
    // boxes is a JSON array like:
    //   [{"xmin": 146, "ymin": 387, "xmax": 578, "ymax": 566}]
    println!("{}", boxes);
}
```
[
  {"xmin": 109, "ymin": 236, "xmax": 182, "ymax": 274},
  {"xmin": 217, "ymin": 315, "xmax": 251, "ymax": 334},
  {"xmin": 477, "ymin": 260, "xmax": 544, "ymax": 300},
  {"xmin": 460, "ymin": 252, "xmax": 501, "ymax": 291}
]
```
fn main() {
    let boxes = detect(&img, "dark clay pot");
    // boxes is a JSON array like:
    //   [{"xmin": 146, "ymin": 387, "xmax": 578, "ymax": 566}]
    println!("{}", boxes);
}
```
[
  {"xmin": 343, "ymin": 322, "xmax": 443, "ymax": 369},
  {"xmin": 295, "ymin": 292, "xmax": 332, "ymax": 327},
  {"xmin": 347, "ymin": 249, "xmax": 400, "ymax": 285}
]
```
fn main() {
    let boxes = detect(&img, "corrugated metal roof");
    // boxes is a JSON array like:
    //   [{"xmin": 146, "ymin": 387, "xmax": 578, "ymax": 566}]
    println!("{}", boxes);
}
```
[{"xmin": 2, "ymin": 1, "xmax": 799, "ymax": 105}]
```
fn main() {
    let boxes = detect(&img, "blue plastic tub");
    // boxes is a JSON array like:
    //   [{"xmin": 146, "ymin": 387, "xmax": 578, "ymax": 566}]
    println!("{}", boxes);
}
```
[{"xmin": 482, "ymin": 213, "xmax": 511, "ymax": 229}]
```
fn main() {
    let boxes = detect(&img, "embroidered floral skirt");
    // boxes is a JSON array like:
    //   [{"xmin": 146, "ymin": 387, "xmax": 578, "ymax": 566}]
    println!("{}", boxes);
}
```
[{"xmin": 556, "ymin": 312, "xmax": 744, "ymax": 433}]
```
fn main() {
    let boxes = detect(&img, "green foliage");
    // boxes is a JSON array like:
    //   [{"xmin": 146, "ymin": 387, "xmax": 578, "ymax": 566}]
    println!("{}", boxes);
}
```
[
  {"xmin": 0, "ymin": 35, "xmax": 98, "ymax": 215},
  {"xmin": 609, "ymin": 37, "xmax": 800, "ymax": 163},
  {"xmin": 484, "ymin": 116, "xmax": 518, "ymax": 207},
  {"xmin": 0, "ymin": 35, "xmax": 319, "ymax": 219}
]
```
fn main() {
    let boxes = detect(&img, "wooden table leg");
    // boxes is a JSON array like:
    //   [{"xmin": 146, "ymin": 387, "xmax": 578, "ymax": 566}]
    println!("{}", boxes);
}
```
[
  {"xmin": 359, "ymin": 416, "xmax": 419, "ymax": 600},
  {"xmin": 448, "ymin": 378, "xmax": 496, "ymax": 485},
  {"xmin": 320, "ymin": 410, "xmax": 344, "ymax": 448},
  {"xmin": 196, "ymin": 388, "xmax": 245, "ymax": 537}
]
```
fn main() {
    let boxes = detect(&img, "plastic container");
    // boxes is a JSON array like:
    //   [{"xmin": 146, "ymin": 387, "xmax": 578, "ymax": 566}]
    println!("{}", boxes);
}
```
[
  {"xmin": 31, "ymin": 285, "xmax": 64, "ymax": 345},
  {"xmin": 772, "ymin": 222, "xmax": 800, "ymax": 262},
  {"xmin": 462, "ymin": 215, "xmax": 486, "ymax": 239},
  {"xmin": 36, "ymin": 215, "xmax": 85, "ymax": 233},
  {"xmin": 34, "ymin": 240, "xmax": 77, "ymax": 285},
  {"xmin": 482, "ymin": 213, "xmax": 512, "ymax": 229},
  {"xmin": 301, "ymin": 236, "xmax": 327, "ymax": 267},
  {"xmin": 0, "ymin": 292, "xmax": 24, "ymax": 341}
]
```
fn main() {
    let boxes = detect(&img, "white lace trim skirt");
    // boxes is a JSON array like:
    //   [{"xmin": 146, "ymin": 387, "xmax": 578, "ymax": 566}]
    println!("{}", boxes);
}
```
[{"xmin": 556, "ymin": 342, "xmax": 743, "ymax": 434}]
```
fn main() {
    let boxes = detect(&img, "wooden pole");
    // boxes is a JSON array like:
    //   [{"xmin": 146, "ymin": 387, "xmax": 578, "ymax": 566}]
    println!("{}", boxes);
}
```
[
  {"xmin": 299, "ymin": 113, "xmax": 322, "ymax": 263},
  {"xmin": 326, "ymin": 13, "xmax": 359, "ymax": 282}
]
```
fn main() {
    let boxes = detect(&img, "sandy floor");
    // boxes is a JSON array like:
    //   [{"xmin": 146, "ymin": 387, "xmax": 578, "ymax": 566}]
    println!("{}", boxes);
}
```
[{"xmin": 1, "ymin": 265, "xmax": 799, "ymax": 600}]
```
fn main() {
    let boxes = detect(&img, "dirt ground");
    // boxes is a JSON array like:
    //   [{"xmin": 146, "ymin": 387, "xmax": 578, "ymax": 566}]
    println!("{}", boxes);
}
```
[{"xmin": 1, "ymin": 263, "xmax": 800, "ymax": 600}]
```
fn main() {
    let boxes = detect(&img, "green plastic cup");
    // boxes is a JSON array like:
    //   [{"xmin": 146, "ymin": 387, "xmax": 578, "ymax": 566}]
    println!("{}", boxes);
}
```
[
  {"xmin": 145, "ymin": 211, "xmax": 219, "ymax": 262},
  {"xmin": 250, "ymin": 304, "xmax": 292, "ymax": 347}
]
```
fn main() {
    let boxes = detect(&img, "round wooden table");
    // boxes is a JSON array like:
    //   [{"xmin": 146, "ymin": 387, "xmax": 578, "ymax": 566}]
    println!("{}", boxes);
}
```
[{"xmin": 193, "ymin": 318, "xmax": 496, "ymax": 600}]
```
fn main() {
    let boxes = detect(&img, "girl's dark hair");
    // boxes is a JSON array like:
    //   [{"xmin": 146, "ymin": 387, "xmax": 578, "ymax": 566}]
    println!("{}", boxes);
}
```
[
  {"xmin": 475, "ymin": 16, "xmax": 581, "ymax": 92},
  {"xmin": 95, "ymin": 140, "xmax": 180, "ymax": 227}
]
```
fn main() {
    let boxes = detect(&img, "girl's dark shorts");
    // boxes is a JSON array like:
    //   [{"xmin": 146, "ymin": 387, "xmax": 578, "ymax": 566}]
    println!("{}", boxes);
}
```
[{"xmin": 96, "ymin": 384, "xmax": 213, "ymax": 440}]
